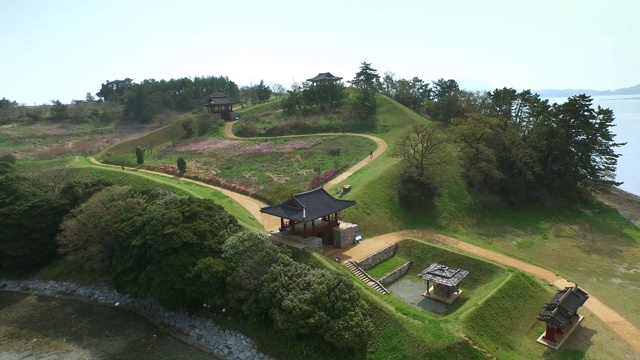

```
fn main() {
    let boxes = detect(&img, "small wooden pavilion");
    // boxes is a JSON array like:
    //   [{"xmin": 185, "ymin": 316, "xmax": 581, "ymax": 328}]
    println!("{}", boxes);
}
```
[
  {"xmin": 537, "ymin": 285, "xmax": 589, "ymax": 346},
  {"xmin": 260, "ymin": 187, "xmax": 356, "ymax": 246},
  {"xmin": 418, "ymin": 263, "xmax": 469, "ymax": 304},
  {"xmin": 306, "ymin": 72, "xmax": 343, "ymax": 83},
  {"xmin": 204, "ymin": 95, "xmax": 238, "ymax": 121}
]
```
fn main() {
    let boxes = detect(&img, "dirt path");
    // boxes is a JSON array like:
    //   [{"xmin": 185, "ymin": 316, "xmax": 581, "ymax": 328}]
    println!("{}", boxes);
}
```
[
  {"xmin": 86, "ymin": 157, "xmax": 281, "ymax": 232},
  {"xmin": 223, "ymin": 121, "xmax": 387, "ymax": 190},
  {"xmin": 326, "ymin": 229, "xmax": 640, "ymax": 354},
  {"xmin": 88, "ymin": 123, "xmax": 640, "ymax": 354}
]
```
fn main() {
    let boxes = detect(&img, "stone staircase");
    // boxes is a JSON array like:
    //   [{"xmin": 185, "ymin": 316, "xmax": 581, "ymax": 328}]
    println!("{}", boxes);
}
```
[{"xmin": 344, "ymin": 261, "xmax": 389, "ymax": 295}]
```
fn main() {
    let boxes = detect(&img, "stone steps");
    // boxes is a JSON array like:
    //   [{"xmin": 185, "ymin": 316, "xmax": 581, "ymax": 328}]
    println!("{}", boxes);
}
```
[{"xmin": 344, "ymin": 261, "xmax": 389, "ymax": 295}]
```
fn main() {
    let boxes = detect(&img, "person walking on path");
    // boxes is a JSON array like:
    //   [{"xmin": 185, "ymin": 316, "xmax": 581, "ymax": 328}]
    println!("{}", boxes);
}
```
[{"xmin": 370, "ymin": 150, "xmax": 373, "ymax": 159}]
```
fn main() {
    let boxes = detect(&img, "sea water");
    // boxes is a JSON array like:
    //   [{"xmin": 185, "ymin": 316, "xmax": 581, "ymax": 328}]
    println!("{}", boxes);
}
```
[{"xmin": 547, "ymin": 95, "xmax": 640, "ymax": 196}]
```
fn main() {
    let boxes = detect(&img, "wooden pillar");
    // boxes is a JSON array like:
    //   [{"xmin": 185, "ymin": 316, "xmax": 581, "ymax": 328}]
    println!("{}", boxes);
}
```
[
  {"xmin": 543, "ymin": 325, "xmax": 556, "ymax": 343},
  {"xmin": 426, "ymin": 280, "xmax": 430, "ymax": 294},
  {"xmin": 303, "ymin": 221, "xmax": 307, "ymax": 237},
  {"xmin": 280, "ymin": 217, "xmax": 285, "ymax": 231}
]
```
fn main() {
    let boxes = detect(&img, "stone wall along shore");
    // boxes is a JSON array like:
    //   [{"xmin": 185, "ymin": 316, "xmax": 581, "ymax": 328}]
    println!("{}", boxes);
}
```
[{"xmin": 0, "ymin": 279, "xmax": 272, "ymax": 360}]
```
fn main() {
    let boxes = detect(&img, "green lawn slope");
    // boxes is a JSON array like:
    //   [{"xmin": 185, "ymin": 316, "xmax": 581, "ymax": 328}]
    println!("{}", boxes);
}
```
[{"xmin": 16, "ymin": 92, "xmax": 638, "ymax": 359}]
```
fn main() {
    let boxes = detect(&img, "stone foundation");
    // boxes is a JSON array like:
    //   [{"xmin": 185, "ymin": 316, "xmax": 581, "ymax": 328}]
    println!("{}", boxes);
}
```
[
  {"xmin": 537, "ymin": 314, "xmax": 584, "ymax": 350},
  {"xmin": 269, "ymin": 232, "xmax": 322, "ymax": 255},
  {"xmin": 332, "ymin": 222, "xmax": 359, "ymax": 249}
]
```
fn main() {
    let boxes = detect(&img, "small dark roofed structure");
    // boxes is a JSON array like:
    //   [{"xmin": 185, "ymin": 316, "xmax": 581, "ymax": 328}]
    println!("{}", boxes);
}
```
[
  {"xmin": 306, "ymin": 72, "xmax": 343, "ymax": 83},
  {"xmin": 260, "ymin": 187, "xmax": 356, "ymax": 246},
  {"xmin": 204, "ymin": 95, "xmax": 238, "ymax": 121},
  {"xmin": 418, "ymin": 263, "xmax": 469, "ymax": 303},
  {"xmin": 537, "ymin": 285, "xmax": 589, "ymax": 344}
]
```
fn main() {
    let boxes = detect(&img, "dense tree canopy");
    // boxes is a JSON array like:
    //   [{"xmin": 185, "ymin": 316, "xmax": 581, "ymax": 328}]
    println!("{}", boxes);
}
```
[
  {"xmin": 97, "ymin": 76, "xmax": 239, "ymax": 123},
  {"xmin": 260, "ymin": 262, "xmax": 373, "ymax": 349},
  {"xmin": 222, "ymin": 230, "xmax": 372, "ymax": 350},
  {"xmin": 392, "ymin": 124, "xmax": 451, "ymax": 209},
  {"xmin": 57, "ymin": 186, "xmax": 147, "ymax": 272},
  {"xmin": 0, "ymin": 166, "xmax": 107, "ymax": 271},
  {"xmin": 450, "ymin": 89, "xmax": 625, "ymax": 202},
  {"xmin": 0, "ymin": 165, "xmax": 67, "ymax": 270},
  {"xmin": 110, "ymin": 195, "xmax": 240, "ymax": 308},
  {"xmin": 350, "ymin": 62, "xmax": 380, "ymax": 126},
  {"xmin": 281, "ymin": 80, "xmax": 346, "ymax": 115}
]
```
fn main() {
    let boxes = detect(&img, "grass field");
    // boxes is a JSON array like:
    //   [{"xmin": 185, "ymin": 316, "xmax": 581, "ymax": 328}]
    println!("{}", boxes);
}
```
[
  {"xmin": 451, "ymin": 201, "xmax": 640, "ymax": 329},
  {"xmin": 17, "ymin": 156, "xmax": 262, "ymax": 230},
  {"xmin": 97, "ymin": 112, "xmax": 375, "ymax": 203},
  {"xmin": 92, "ymin": 96, "xmax": 640, "ymax": 355},
  {"xmin": 366, "ymin": 256, "xmax": 408, "ymax": 279},
  {"xmin": 5, "ymin": 94, "xmax": 640, "ymax": 358}
]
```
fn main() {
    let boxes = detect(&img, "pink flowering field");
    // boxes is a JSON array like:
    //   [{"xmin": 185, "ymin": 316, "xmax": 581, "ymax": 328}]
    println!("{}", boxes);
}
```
[{"xmin": 134, "ymin": 134, "xmax": 374, "ymax": 203}]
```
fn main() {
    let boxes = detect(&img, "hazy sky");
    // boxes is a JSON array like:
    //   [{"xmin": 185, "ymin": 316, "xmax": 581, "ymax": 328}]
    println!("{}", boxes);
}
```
[{"xmin": 1, "ymin": 0, "xmax": 638, "ymax": 104}]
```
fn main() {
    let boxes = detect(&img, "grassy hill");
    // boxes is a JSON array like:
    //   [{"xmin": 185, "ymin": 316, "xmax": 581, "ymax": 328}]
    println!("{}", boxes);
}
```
[
  {"xmin": 217, "ymin": 95, "xmax": 639, "ymax": 358},
  {"xmin": 6, "ymin": 93, "xmax": 640, "ymax": 359}
]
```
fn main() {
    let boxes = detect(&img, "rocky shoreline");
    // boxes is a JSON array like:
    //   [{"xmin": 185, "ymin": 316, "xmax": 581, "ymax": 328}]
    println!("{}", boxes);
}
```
[
  {"xmin": 0, "ymin": 279, "xmax": 271, "ymax": 360},
  {"xmin": 595, "ymin": 186, "xmax": 640, "ymax": 228}
]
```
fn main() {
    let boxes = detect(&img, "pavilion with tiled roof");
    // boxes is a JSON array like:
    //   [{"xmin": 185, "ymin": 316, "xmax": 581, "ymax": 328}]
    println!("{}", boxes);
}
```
[
  {"xmin": 418, "ymin": 263, "xmax": 469, "ymax": 304},
  {"xmin": 537, "ymin": 285, "xmax": 589, "ymax": 345},
  {"xmin": 204, "ymin": 95, "xmax": 238, "ymax": 121},
  {"xmin": 306, "ymin": 72, "xmax": 343, "ymax": 83},
  {"xmin": 260, "ymin": 187, "xmax": 356, "ymax": 246}
]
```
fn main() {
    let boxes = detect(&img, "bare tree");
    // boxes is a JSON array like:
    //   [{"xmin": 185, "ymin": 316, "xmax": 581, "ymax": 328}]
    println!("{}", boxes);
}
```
[
  {"xmin": 392, "ymin": 124, "xmax": 449, "ymax": 177},
  {"xmin": 271, "ymin": 83, "xmax": 285, "ymax": 99},
  {"xmin": 168, "ymin": 126, "xmax": 184, "ymax": 147},
  {"xmin": 38, "ymin": 166, "xmax": 74, "ymax": 194}
]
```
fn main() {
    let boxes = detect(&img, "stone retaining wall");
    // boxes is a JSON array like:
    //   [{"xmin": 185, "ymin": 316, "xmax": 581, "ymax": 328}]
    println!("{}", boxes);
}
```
[
  {"xmin": 0, "ymin": 279, "xmax": 271, "ymax": 360},
  {"xmin": 356, "ymin": 243, "xmax": 397, "ymax": 270},
  {"xmin": 378, "ymin": 262, "xmax": 411, "ymax": 287},
  {"xmin": 333, "ymin": 222, "xmax": 359, "ymax": 249}
]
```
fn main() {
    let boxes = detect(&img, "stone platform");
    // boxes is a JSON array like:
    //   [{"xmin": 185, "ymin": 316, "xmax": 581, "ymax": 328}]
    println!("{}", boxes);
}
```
[
  {"xmin": 422, "ymin": 286, "xmax": 463, "ymax": 304},
  {"xmin": 536, "ymin": 314, "xmax": 584, "ymax": 349}
]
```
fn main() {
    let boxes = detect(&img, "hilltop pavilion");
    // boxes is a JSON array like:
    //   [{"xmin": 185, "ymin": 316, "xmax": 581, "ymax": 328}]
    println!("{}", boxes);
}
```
[
  {"xmin": 204, "ymin": 95, "xmax": 238, "ymax": 121},
  {"xmin": 306, "ymin": 72, "xmax": 343, "ymax": 83}
]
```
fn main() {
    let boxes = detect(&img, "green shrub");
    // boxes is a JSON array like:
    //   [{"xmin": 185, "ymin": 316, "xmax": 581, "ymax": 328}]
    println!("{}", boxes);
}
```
[
  {"xmin": 135, "ymin": 146, "xmax": 144, "ymax": 164},
  {"xmin": 177, "ymin": 156, "xmax": 187, "ymax": 173}
]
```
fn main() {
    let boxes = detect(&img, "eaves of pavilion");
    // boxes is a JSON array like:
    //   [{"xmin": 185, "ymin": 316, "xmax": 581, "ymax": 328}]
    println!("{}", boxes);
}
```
[{"xmin": 260, "ymin": 187, "xmax": 356, "ymax": 242}]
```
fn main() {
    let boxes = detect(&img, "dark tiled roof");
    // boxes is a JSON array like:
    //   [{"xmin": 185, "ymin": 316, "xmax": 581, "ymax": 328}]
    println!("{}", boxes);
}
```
[
  {"xmin": 417, "ymin": 263, "xmax": 469, "ymax": 287},
  {"xmin": 537, "ymin": 286, "xmax": 589, "ymax": 328},
  {"xmin": 260, "ymin": 187, "xmax": 356, "ymax": 221},
  {"xmin": 306, "ymin": 72, "xmax": 343, "ymax": 82},
  {"xmin": 206, "ymin": 96, "xmax": 238, "ymax": 106}
]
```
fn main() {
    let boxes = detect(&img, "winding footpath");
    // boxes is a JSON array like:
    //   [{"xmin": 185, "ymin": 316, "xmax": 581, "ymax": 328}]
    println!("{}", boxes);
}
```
[{"xmin": 86, "ymin": 121, "xmax": 640, "ymax": 355}]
